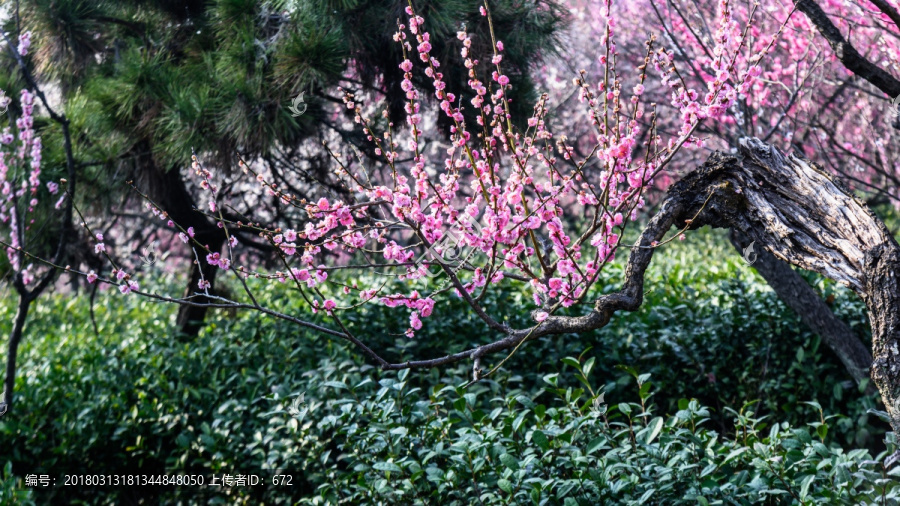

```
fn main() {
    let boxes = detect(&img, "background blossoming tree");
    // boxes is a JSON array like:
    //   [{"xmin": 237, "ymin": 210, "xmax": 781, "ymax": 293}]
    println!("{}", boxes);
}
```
[
  {"xmin": 0, "ymin": 28, "xmax": 76, "ymax": 414},
  {"xmin": 37, "ymin": 0, "xmax": 785, "ymax": 376}
]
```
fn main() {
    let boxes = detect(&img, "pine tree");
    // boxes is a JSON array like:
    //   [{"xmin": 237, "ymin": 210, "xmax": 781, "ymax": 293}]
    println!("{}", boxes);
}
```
[{"xmin": 11, "ymin": 0, "xmax": 567, "ymax": 335}]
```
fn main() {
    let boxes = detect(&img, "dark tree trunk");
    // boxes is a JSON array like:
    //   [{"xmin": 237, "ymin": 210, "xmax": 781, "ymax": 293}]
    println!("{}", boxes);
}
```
[
  {"xmin": 139, "ymin": 153, "xmax": 226, "ymax": 338},
  {"xmin": 669, "ymin": 139, "xmax": 900, "ymax": 436},
  {"xmin": 176, "ymin": 232, "xmax": 226, "ymax": 337},
  {"xmin": 2, "ymin": 295, "xmax": 32, "ymax": 414},
  {"xmin": 796, "ymin": 0, "xmax": 900, "ymax": 100},
  {"xmin": 729, "ymin": 229, "xmax": 873, "ymax": 385}
]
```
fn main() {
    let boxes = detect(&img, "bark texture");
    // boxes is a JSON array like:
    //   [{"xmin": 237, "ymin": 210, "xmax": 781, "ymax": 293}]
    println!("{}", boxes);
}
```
[
  {"xmin": 669, "ymin": 139, "xmax": 900, "ymax": 434},
  {"xmin": 484, "ymin": 138, "xmax": 900, "ymax": 434},
  {"xmin": 729, "ymin": 229, "xmax": 872, "ymax": 385}
]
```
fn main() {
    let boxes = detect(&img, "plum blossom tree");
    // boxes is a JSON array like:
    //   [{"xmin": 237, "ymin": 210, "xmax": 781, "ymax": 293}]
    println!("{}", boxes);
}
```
[
  {"xmin": 53, "ymin": 0, "xmax": 782, "ymax": 374},
  {"xmin": 16, "ymin": 0, "xmax": 568, "ymax": 338},
  {"xmin": 9, "ymin": 0, "xmax": 900, "ymax": 450},
  {"xmin": 0, "ymin": 29, "xmax": 77, "ymax": 414}
]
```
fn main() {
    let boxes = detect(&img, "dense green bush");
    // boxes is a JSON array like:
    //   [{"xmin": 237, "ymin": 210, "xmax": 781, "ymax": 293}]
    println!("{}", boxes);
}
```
[
  {"xmin": 338, "ymin": 228, "xmax": 883, "ymax": 450},
  {"xmin": 0, "ymin": 228, "xmax": 893, "ymax": 503},
  {"xmin": 0, "ymin": 462, "xmax": 34, "ymax": 505},
  {"xmin": 294, "ymin": 354, "xmax": 900, "ymax": 504}
]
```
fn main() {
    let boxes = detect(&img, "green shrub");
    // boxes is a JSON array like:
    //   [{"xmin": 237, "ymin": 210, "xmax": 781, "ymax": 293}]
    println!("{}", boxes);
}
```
[
  {"xmin": 0, "ymin": 227, "xmax": 891, "ymax": 504},
  {"xmin": 293, "ymin": 353, "xmax": 900, "ymax": 504},
  {"xmin": 332, "ymin": 227, "xmax": 883, "ymax": 450},
  {"xmin": 0, "ymin": 280, "xmax": 324, "ymax": 504},
  {"xmin": 0, "ymin": 462, "xmax": 34, "ymax": 505}
]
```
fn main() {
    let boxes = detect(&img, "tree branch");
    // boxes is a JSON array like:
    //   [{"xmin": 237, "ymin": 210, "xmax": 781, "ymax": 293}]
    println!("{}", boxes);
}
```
[
  {"xmin": 795, "ymin": 0, "xmax": 900, "ymax": 99},
  {"xmin": 868, "ymin": 0, "xmax": 900, "ymax": 34}
]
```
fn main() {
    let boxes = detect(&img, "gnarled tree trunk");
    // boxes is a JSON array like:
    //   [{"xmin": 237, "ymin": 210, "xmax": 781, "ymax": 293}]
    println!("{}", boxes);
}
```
[
  {"xmin": 729, "ymin": 230, "xmax": 873, "ymax": 386},
  {"xmin": 500, "ymin": 138, "xmax": 900, "ymax": 435},
  {"xmin": 659, "ymin": 138, "xmax": 900, "ymax": 434}
]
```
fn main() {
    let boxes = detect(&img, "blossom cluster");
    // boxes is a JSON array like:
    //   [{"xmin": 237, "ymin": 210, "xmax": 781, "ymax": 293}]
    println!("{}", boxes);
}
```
[
  {"xmin": 18, "ymin": 31, "xmax": 31, "ymax": 56},
  {"xmin": 571, "ymin": 0, "xmax": 896, "ymax": 200},
  {"xmin": 121, "ymin": 1, "xmax": 781, "ymax": 338},
  {"xmin": 1, "ymin": 88, "xmax": 43, "ymax": 285}
]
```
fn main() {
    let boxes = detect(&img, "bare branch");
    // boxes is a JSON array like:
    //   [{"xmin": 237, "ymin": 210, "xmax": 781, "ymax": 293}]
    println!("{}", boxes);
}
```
[{"xmin": 795, "ymin": 0, "xmax": 900, "ymax": 99}]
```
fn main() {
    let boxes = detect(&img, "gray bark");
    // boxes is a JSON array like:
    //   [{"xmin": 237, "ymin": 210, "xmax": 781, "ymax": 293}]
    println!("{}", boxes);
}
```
[
  {"xmin": 729, "ymin": 229, "xmax": 873, "ymax": 385},
  {"xmin": 490, "ymin": 138, "xmax": 900, "ymax": 437},
  {"xmin": 670, "ymin": 139, "xmax": 900, "ymax": 435}
]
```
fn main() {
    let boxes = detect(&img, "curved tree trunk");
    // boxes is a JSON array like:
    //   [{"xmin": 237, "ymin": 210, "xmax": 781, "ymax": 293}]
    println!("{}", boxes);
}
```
[
  {"xmin": 1, "ymin": 295, "xmax": 31, "ymax": 414},
  {"xmin": 495, "ymin": 138, "xmax": 900, "ymax": 438},
  {"xmin": 729, "ymin": 229, "xmax": 873, "ymax": 385},
  {"xmin": 665, "ymin": 139, "xmax": 900, "ymax": 435}
]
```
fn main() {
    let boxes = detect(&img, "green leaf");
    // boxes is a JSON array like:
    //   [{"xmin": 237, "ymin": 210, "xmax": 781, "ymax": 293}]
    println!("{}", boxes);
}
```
[
  {"xmin": 530, "ymin": 486, "xmax": 541, "ymax": 505},
  {"xmin": 722, "ymin": 447, "xmax": 750, "ymax": 464},
  {"xmin": 516, "ymin": 395, "xmax": 536, "ymax": 409},
  {"xmin": 500, "ymin": 453, "xmax": 519, "ymax": 471},
  {"xmin": 373, "ymin": 462, "xmax": 402, "ymax": 473},
  {"xmin": 812, "ymin": 442, "xmax": 830, "ymax": 457},
  {"xmin": 868, "ymin": 408, "xmax": 891, "ymax": 424},
  {"xmin": 498, "ymin": 479, "xmax": 513, "ymax": 494},
  {"xmin": 586, "ymin": 436, "xmax": 606, "ymax": 455},
  {"xmin": 644, "ymin": 417, "xmax": 664, "ymax": 445},
  {"xmin": 639, "ymin": 381, "xmax": 652, "ymax": 400},
  {"xmin": 532, "ymin": 430, "xmax": 550, "ymax": 452},
  {"xmin": 835, "ymin": 464, "xmax": 851, "ymax": 485},
  {"xmin": 542, "ymin": 373, "xmax": 559, "ymax": 387},
  {"xmin": 799, "ymin": 474, "xmax": 815, "ymax": 499},
  {"xmin": 802, "ymin": 400, "xmax": 822, "ymax": 412},
  {"xmin": 513, "ymin": 412, "xmax": 527, "ymax": 433},
  {"xmin": 583, "ymin": 357, "xmax": 596, "ymax": 376},
  {"xmin": 561, "ymin": 357, "xmax": 581, "ymax": 370},
  {"xmin": 615, "ymin": 364, "xmax": 638, "ymax": 378},
  {"xmin": 858, "ymin": 378, "xmax": 870, "ymax": 394}
]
